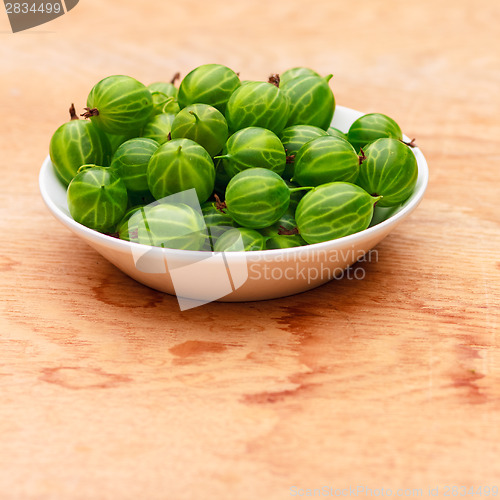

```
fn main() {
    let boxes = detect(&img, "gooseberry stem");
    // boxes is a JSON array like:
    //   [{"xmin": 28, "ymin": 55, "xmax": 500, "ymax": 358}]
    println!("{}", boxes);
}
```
[
  {"xmin": 359, "ymin": 148, "xmax": 367, "ymax": 165},
  {"xmin": 189, "ymin": 111, "xmax": 200, "ymax": 122},
  {"xmin": 214, "ymin": 194, "xmax": 227, "ymax": 213},
  {"xmin": 171, "ymin": 72, "xmax": 181, "ymax": 85},
  {"xmin": 289, "ymin": 186, "xmax": 314, "ymax": 193},
  {"xmin": 81, "ymin": 107, "xmax": 99, "ymax": 119},
  {"xmin": 402, "ymin": 138, "xmax": 417, "ymax": 148},
  {"xmin": 325, "ymin": 74, "xmax": 333, "ymax": 82},
  {"xmin": 213, "ymin": 155, "xmax": 230, "ymax": 160},
  {"xmin": 278, "ymin": 226, "xmax": 299, "ymax": 235},
  {"xmin": 286, "ymin": 155, "xmax": 295, "ymax": 164},
  {"xmin": 69, "ymin": 103, "xmax": 79, "ymax": 120},
  {"xmin": 268, "ymin": 74, "xmax": 280, "ymax": 87}
]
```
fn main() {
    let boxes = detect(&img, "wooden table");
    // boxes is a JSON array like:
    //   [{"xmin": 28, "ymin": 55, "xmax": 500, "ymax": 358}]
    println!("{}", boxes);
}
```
[{"xmin": 1, "ymin": 0, "xmax": 499, "ymax": 498}]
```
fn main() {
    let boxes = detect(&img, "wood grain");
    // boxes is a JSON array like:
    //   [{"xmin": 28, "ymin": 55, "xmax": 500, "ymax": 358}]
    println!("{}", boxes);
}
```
[{"xmin": 1, "ymin": 0, "xmax": 499, "ymax": 498}]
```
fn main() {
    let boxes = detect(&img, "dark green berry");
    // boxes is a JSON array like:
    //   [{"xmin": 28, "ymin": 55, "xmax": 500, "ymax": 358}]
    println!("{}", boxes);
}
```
[
  {"xmin": 280, "ymin": 67, "xmax": 320, "ymax": 87},
  {"xmin": 49, "ymin": 111, "xmax": 111, "ymax": 186},
  {"xmin": 216, "ymin": 127, "xmax": 286, "ymax": 178},
  {"xmin": 147, "ymin": 138, "xmax": 215, "ymax": 203},
  {"xmin": 129, "ymin": 203, "xmax": 207, "ymax": 250},
  {"xmin": 279, "ymin": 124, "xmax": 329, "ymax": 180},
  {"xmin": 84, "ymin": 75, "xmax": 154, "ymax": 136},
  {"xmin": 224, "ymin": 168, "xmax": 292, "ymax": 229},
  {"xmin": 225, "ymin": 81, "xmax": 290, "ymax": 135},
  {"xmin": 214, "ymin": 227, "xmax": 267, "ymax": 252},
  {"xmin": 296, "ymin": 182, "xmax": 380, "ymax": 244},
  {"xmin": 293, "ymin": 136, "xmax": 361, "ymax": 187},
  {"xmin": 142, "ymin": 113, "xmax": 175, "ymax": 145},
  {"xmin": 110, "ymin": 138, "xmax": 159, "ymax": 193},
  {"xmin": 171, "ymin": 103, "xmax": 228, "ymax": 157},
  {"xmin": 67, "ymin": 165, "xmax": 128, "ymax": 232},
  {"xmin": 177, "ymin": 64, "xmax": 241, "ymax": 115},
  {"xmin": 281, "ymin": 74, "xmax": 335, "ymax": 130},
  {"xmin": 347, "ymin": 113, "xmax": 403, "ymax": 152},
  {"xmin": 356, "ymin": 138, "xmax": 418, "ymax": 207}
]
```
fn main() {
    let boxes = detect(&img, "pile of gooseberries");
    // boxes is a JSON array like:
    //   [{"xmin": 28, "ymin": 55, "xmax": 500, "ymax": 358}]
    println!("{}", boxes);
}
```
[{"xmin": 49, "ymin": 64, "xmax": 418, "ymax": 252}]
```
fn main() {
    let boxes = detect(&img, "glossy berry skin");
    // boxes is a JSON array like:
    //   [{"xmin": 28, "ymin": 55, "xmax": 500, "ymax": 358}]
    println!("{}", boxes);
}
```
[
  {"xmin": 280, "ymin": 67, "xmax": 319, "ymax": 87},
  {"xmin": 177, "ymin": 64, "xmax": 241, "ymax": 115},
  {"xmin": 327, "ymin": 127, "xmax": 348, "ymax": 141},
  {"xmin": 147, "ymin": 138, "xmax": 215, "ymax": 203},
  {"xmin": 50, "ymin": 120, "xmax": 111, "ymax": 186},
  {"xmin": 129, "ymin": 203, "xmax": 206, "ymax": 250},
  {"xmin": 214, "ymin": 228, "xmax": 267, "ymax": 252},
  {"xmin": 281, "ymin": 74, "xmax": 335, "ymax": 130},
  {"xmin": 67, "ymin": 165, "xmax": 128, "ymax": 233},
  {"xmin": 225, "ymin": 81, "xmax": 290, "ymax": 135},
  {"xmin": 279, "ymin": 124, "xmax": 329, "ymax": 180},
  {"xmin": 201, "ymin": 202, "xmax": 238, "ymax": 249},
  {"xmin": 217, "ymin": 127, "xmax": 286, "ymax": 178},
  {"xmin": 347, "ymin": 113, "xmax": 402, "ymax": 152},
  {"xmin": 148, "ymin": 81, "xmax": 179, "ymax": 115},
  {"xmin": 171, "ymin": 104, "xmax": 228, "ymax": 157},
  {"xmin": 293, "ymin": 136, "xmax": 360, "ymax": 187},
  {"xmin": 110, "ymin": 138, "xmax": 159, "ymax": 193},
  {"xmin": 296, "ymin": 182, "xmax": 380, "ymax": 244},
  {"xmin": 86, "ymin": 75, "xmax": 154, "ymax": 136},
  {"xmin": 356, "ymin": 138, "xmax": 418, "ymax": 207},
  {"xmin": 142, "ymin": 113, "xmax": 175, "ymax": 145},
  {"xmin": 225, "ymin": 168, "xmax": 290, "ymax": 229}
]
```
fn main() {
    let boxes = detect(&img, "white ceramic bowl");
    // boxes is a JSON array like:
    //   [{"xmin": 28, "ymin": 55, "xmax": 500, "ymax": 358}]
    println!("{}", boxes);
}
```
[{"xmin": 39, "ymin": 106, "xmax": 428, "ymax": 306}]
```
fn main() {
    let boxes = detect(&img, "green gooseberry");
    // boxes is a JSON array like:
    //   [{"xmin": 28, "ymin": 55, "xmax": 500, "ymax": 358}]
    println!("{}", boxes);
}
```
[
  {"xmin": 142, "ymin": 113, "xmax": 175, "ymax": 145},
  {"xmin": 225, "ymin": 80, "xmax": 290, "ymax": 135},
  {"xmin": 177, "ymin": 64, "xmax": 241, "ymax": 115},
  {"xmin": 201, "ymin": 201, "xmax": 239, "ymax": 249},
  {"xmin": 214, "ymin": 228, "xmax": 267, "ymax": 252},
  {"xmin": 279, "ymin": 124, "xmax": 329, "ymax": 180},
  {"xmin": 83, "ymin": 75, "xmax": 154, "ymax": 136},
  {"xmin": 296, "ymin": 182, "xmax": 381, "ymax": 244},
  {"xmin": 147, "ymin": 138, "xmax": 215, "ymax": 203},
  {"xmin": 347, "ymin": 113, "xmax": 403, "ymax": 152},
  {"xmin": 327, "ymin": 127, "xmax": 348, "ymax": 141},
  {"xmin": 67, "ymin": 165, "xmax": 128, "ymax": 232},
  {"xmin": 129, "ymin": 203, "xmax": 206, "ymax": 250},
  {"xmin": 171, "ymin": 103, "xmax": 228, "ymax": 157},
  {"xmin": 215, "ymin": 127, "xmax": 286, "ymax": 178},
  {"xmin": 148, "ymin": 76, "xmax": 180, "ymax": 115},
  {"xmin": 110, "ymin": 138, "xmax": 159, "ymax": 193},
  {"xmin": 117, "ymin": 205, "xmax": 144, "ymax": 241},
  {"xmin": 281, "ymin": 74, "xmax": 335, "ymax": 130},
  {"xmin": 49, "ymin": 108, "xmax": 112, "ymax": 186},
  {"xmin": 293, "ymin": 135, "xmax": 361, "ymax": 187},
  {"xmin": 356, "ymin": 138, "xmax": 418, "ymax": 207},
  {"xmin": 224, "ymin": 168, "xmax": 309, "ymax": 229},
  {"xmin": 280, "ymin": 67, "xmax": 320, "ymax": 87}
]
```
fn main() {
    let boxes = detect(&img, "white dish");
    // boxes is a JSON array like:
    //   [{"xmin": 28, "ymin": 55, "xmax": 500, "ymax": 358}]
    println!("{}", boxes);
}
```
[{"xmin": 39, "ymin": 105, "xmax": 429, "ymax": 306}]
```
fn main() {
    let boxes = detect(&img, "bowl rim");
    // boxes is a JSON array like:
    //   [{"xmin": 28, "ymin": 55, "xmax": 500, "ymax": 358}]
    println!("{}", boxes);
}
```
[{"xmin": 39, "ymin": 105, "xmax": 429, "ymax": 259}]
